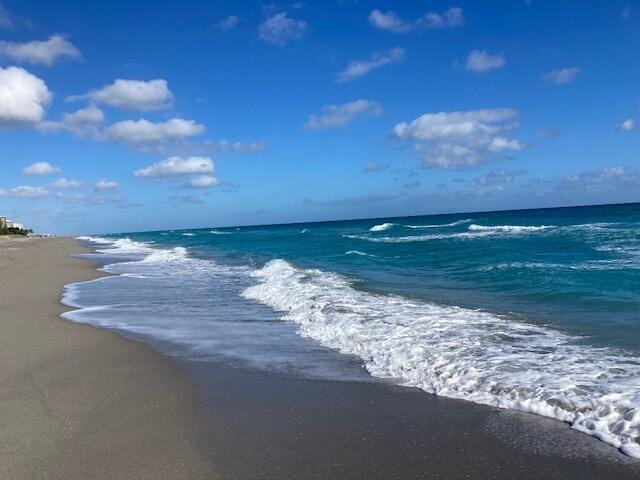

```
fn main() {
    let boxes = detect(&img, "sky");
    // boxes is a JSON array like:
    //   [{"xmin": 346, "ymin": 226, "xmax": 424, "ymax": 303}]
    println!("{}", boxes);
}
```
[{"xmin": 0, "ymin": 0, "xmax": 638, "ymax": 234}]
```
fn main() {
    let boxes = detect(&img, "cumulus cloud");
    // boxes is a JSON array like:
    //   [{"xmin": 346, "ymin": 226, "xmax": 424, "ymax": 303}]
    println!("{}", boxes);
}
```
[
  {"xmin": 218, "ymin": 14, "xmax": 240, "ymax": 31},
  {"xmin": 617, "ymin": 118, "xmax": 637, "ymax": 132},
  {"xmin": 0, "ymin": 185, "xmax": 49, "ymax": 198},
  {"xmin": 305, "ymin": 99, "xmax": 382, "ymax": 130},
  {"xmin": 368, "ymin": 7, "xmax": 463, "ymax": 33},
  {"xmin": 94, "ymin": 179, "xmax": 119, "ymax": 191},
  {"xmin": 465, "ymin": 50, "xmax": 505, "ymax": 73},
  {"xmin": 259, "ymin": 12, "xmax": 307, "ymax": 45},
  {"xmin": 38, "ymin": 105, "xmax": 105, "ymax": 138},
  {"xmin": 363, "ymin": 161, "xmax": 388, "ymax": 173},
  {"xmin": 0, "ymin": 35, "xmax": 80, "ymax": 66},
  {"xmin": 51, "ymin": 178, "xmax": 83, "ymax": 189},
  {"xmin": 69, "ymin": 79, "xmax": 174, "ymax": 111},
  {"xmin": 391, "ymin": 108, "xmax": 525, "ymax": 169},
  {"xmin": 134, "ymin": 156, "xmax": 214, "ymax": 178},
  {"xmin": 185, "ymin": 175, "xmax": 220, "ymax": 188},
  {"xmin": 106, "ymin": 118, "xmax": 205, "ymax": 150},
  {"xmin": 337, "ymin": 47, "xmax": 405, "ymax": 83},
  {"xmin": 23, "ymin": 161, "xmax": 61, "ymax": 175},
  {"xmin": 542, "ymin": 67, "xmax": 581, "ymax": 85},
  {"xmin": 0, "ymin": 67, "xmax": 51, "ymax": 125}
]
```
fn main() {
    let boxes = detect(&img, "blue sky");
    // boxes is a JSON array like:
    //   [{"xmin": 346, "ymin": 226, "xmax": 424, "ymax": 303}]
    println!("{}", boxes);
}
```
[{"xmin": 0, "ymin": 0, "xmax": 638, "ymax": 234}]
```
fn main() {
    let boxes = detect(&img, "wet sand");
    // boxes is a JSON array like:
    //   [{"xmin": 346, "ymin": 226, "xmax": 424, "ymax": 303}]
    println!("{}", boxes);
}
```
[
  {"xmin": 0, "ymin": 237, "xmax": 214, "ymax": 479},
  {"xmin": 188, "ymin": 358, "xmax": 640, "ymax": 479}
]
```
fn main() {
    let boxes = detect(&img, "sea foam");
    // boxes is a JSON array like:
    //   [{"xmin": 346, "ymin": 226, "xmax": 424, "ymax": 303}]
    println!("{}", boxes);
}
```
[{"xmin": 243, "ymin": 258, "xmax": 640, "ymax": 458}]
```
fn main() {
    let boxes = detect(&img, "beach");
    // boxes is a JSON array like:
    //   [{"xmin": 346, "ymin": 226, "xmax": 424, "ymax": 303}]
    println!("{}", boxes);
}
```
[
  {"xmin": 0, "ymin": 237, "xmax": 213, "ymax": 479},
  {"xmin": 2, "ymin": 235, "xmax": 640, "ymax": 479}
]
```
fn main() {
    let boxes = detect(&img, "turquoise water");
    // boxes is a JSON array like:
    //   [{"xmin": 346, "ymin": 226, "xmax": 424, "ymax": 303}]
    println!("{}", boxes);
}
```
[{"xmin": 65, "ymin": 203, "xmax": 640, "ymax": 457}]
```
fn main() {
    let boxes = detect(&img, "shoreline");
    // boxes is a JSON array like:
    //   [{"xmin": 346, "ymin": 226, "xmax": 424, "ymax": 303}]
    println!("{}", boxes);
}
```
[
  {"xmin": 0, "ymin": 237, "xmax": 214, "ymax": 479},
  {"xmin": 2, "ymin": 236, "xmax": 640, "ymax": 479}
]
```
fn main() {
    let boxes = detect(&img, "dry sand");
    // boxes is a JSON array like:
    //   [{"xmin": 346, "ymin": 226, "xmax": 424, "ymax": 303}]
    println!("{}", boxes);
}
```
[{"xmin": 0, "ymin": 237, "xmax": 214, "ymax": 479}]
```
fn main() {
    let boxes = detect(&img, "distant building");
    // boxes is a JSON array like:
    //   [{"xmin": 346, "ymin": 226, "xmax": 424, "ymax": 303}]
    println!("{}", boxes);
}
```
[{"xmin": 0, "ymin": 216, "xmax": 6, "ymax": 229}]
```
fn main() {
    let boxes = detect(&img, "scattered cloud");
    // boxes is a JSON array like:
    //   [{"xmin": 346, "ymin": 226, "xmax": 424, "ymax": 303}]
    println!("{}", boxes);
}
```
[
  {"xmin": 559, "ymin": 166, "xmax": 640, "ymax": 191},
  {"xmin": 305, "ymin": 192, "xmax": 405, "ymax": 208},
  {"xmin": 391, "ymin": 108, "xmax": 525, "ymax": 169},
  {"xmin": 23, "ymin": 161, "xmax": 61, "ymax": 175},
  {"xmin": 171, "ymin": 195, "xmax": 204, "ymax": 204},
  {"xmin": 259, "ymin": 12, "xmax": 307, "ymax": 45},
  {"xmin": 134, "ymin": 156, "xmax": 214, "ymax": 178},
  {"xmin": 38, "ymin": 105, "xmax": 105, "ymax": 138},
  {"xmin": 105, "ymin": 118, "xmax": 205, "ymax": 151},
  {"xmin": 94, "ymin": 179, "xmax": 119, "ymax": 191},
  {"xmin": 0, "ymin": 35, "xmax": 81, "ymax": 66},
  {"xmin": 473, "ymin": 169, "xmax": 527, "ymax": 185},
  {"xmin": 0, "ymin": 185, "xmax": 49, "ymax": 198},
  {"xmin": 185, "ymin": 175, "xmax": 220, "ymax": 188},
  {"xmin": 363, "ymin": 161, "xmax": 388, "ymax": 173},
  {"xmin": 217, "ymin": 14, "xmax": 240, "ymax": 31},
  {"xmin": 0, "ymin": 67, "xmax": 51, "ymax": 126},
  {"xmin": 465, "ymin": 50, "xmax": 506, "ymax": 73},
  {"xmin": 68, "ymin": 79, "xmax": 174, "ymax": 111},
  {"xmin": 51, "ymin": 178, "xmax": 83, "ymax": 189},
  {"xmin": 305, "ymin": 99, "xmax": 382, "ymax": 130},
  {"xmin": 210, "ymin": 139, "xmax": 267, "ymax": 154},
  {"xmin": 535, "ymin": 129, "xmax": 560, "ymax": 138},
  {"xmin": 368, "ymin": 7, "xmax": 463, "ymax": 33},
  {"xmin": 542, "ymin": 67, "xmax": 581, "ymax": 85},
  {"xmin": 617, "ymin": 118, "xmax": 637, "ymax": 132},
  {"xmin": 337, "ymin": 47, "xmax": 405, "ymax": 83}
]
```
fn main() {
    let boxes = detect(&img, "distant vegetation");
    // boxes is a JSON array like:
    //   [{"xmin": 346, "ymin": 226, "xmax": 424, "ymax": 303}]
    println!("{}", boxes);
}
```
[{"xmin": 0, "ymin": 226, "xmax": 31, "ymax": 236}]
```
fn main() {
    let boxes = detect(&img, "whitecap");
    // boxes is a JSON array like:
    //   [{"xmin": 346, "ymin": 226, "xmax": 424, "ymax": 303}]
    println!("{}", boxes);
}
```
[{"xmin": 369, "ymin": 222, "xmax": 395, "ymax": 232}]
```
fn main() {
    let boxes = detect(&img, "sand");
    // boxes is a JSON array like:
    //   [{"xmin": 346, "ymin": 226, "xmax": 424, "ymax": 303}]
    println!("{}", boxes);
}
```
[{"xmin": 0, "ymin": 237, "xmax": 214, "ymax": 479}]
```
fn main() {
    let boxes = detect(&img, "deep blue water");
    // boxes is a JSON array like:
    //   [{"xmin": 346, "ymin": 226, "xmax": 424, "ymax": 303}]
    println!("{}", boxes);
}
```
[{"xmin": 64, "ymin": 202, "xmax": 640, "ymax": 457}]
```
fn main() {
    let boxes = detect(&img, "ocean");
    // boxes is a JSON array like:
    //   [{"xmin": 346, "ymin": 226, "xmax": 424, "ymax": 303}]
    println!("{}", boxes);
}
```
[{"xmin": 64, "ymin": 202, "xmax": 640, "ymax": 458}]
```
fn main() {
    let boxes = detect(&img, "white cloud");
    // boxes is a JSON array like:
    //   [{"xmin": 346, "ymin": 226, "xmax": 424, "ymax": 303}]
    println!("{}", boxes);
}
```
[
  {"xmin": 69, "ymin": 79, "xmax": 174, "ymax": 111},
  {"xmin": 368, "ymin": 7, "xmax": 464, "ymax": 33},
  {"xmin": 106, "ymin": 118, "xmax": 205, "ymax": 149},
  {"xmin": 51, "ymin": 178, "xmax": 82, "ymax": 189},
  {"xmin": 134, "ymin": 156, "xmax": 214, "ymax": 178},
  {"xmin": 218, "ymin": 15, "xmax": 240, "ymax": 31},
  {"xmin": 94, "ymin": 179, "xmax": 119, "ymax": 191},
  {"xmin": 465, "ymin": 50, "xmax": 505, "ymax": 73},
  {"xmin": 0, "ymin": 185, "xmax": 49, "ymax": 198},
  {"xmin": 38, "ymin": 105, "xmax": 105, "ymax": 137},
  {"xmin": 211, "ymin": 139, "xmax": 267, "ymax": 154},
  {"xmin": 0, "ymin": 67, "xmax": 51, "ymax": 125},
  {"xmin": 392, "ymin": 108, "xmax": 525, "ymax": 169},
  {"xmin": 559, "ymin": 166, "xmax": 640, "ymax": 191},
  {"xmin": 305, "ymin": 99, "xmax": 382, "ymax": 130},
  {"xmin": 259, "ymin": 12, "xmax": 307, "ymax": 45},
  {"xmin": 617, "ymin": 118, "xmax": 637, "ymax": 132},
  {"xmin": 473, "ymin": 169, "xmax": 526, "ymax": 185},
  {"xmin": 23, "ymin": 161, "xmax": 61, "ymax": 175},
  {"xmin": 337, "ymin": 47, "xmax": 405, "ymax": 83},
  {"xmin": 185, "ymin": 175, "xmax": 220, "ymax": 188},
  {"xmin": 363, "ymin": 161, "xmax": 388, "ymax": 173},
  {"xmin": 542, "ymin": 67, "xmax": 581, "ymax": 85},
  {"xmin": 0, "ymin": 35, "xmax": 80, "ymax": 66}
]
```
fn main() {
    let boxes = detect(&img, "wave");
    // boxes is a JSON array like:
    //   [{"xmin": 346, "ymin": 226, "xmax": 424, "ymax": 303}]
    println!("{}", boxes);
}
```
[
  {"xmin": 345, "ymin": 232, "xmax": 494, "ymax": 243},
  {"xmin": 369, "ymin": 222, "xmax": 395, "ymax": 232},
  {"xmin": 209, "ymin": 230, "xmax": 232, "ymax": 235},
  {"xmin": 243, "ymin": 259, "xmax": 640, "ymax": 459},
  {"xmin": 300, "ymin": 229, "xmax": 309, "ymax": 234},
  {"xmin": 407, "ymin": 219, "xmax": 472, "ymax": 229},
  {"xmin": 182, "ymin": 232, "xmax": 196, "ymax": 236},
  {"xmin": 468, "ymin": 224, "xmax": 554, "ymax": 233},
  {"xmin": 345, "ymin": 250, "xmax": 376, "ymax": 257}
]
